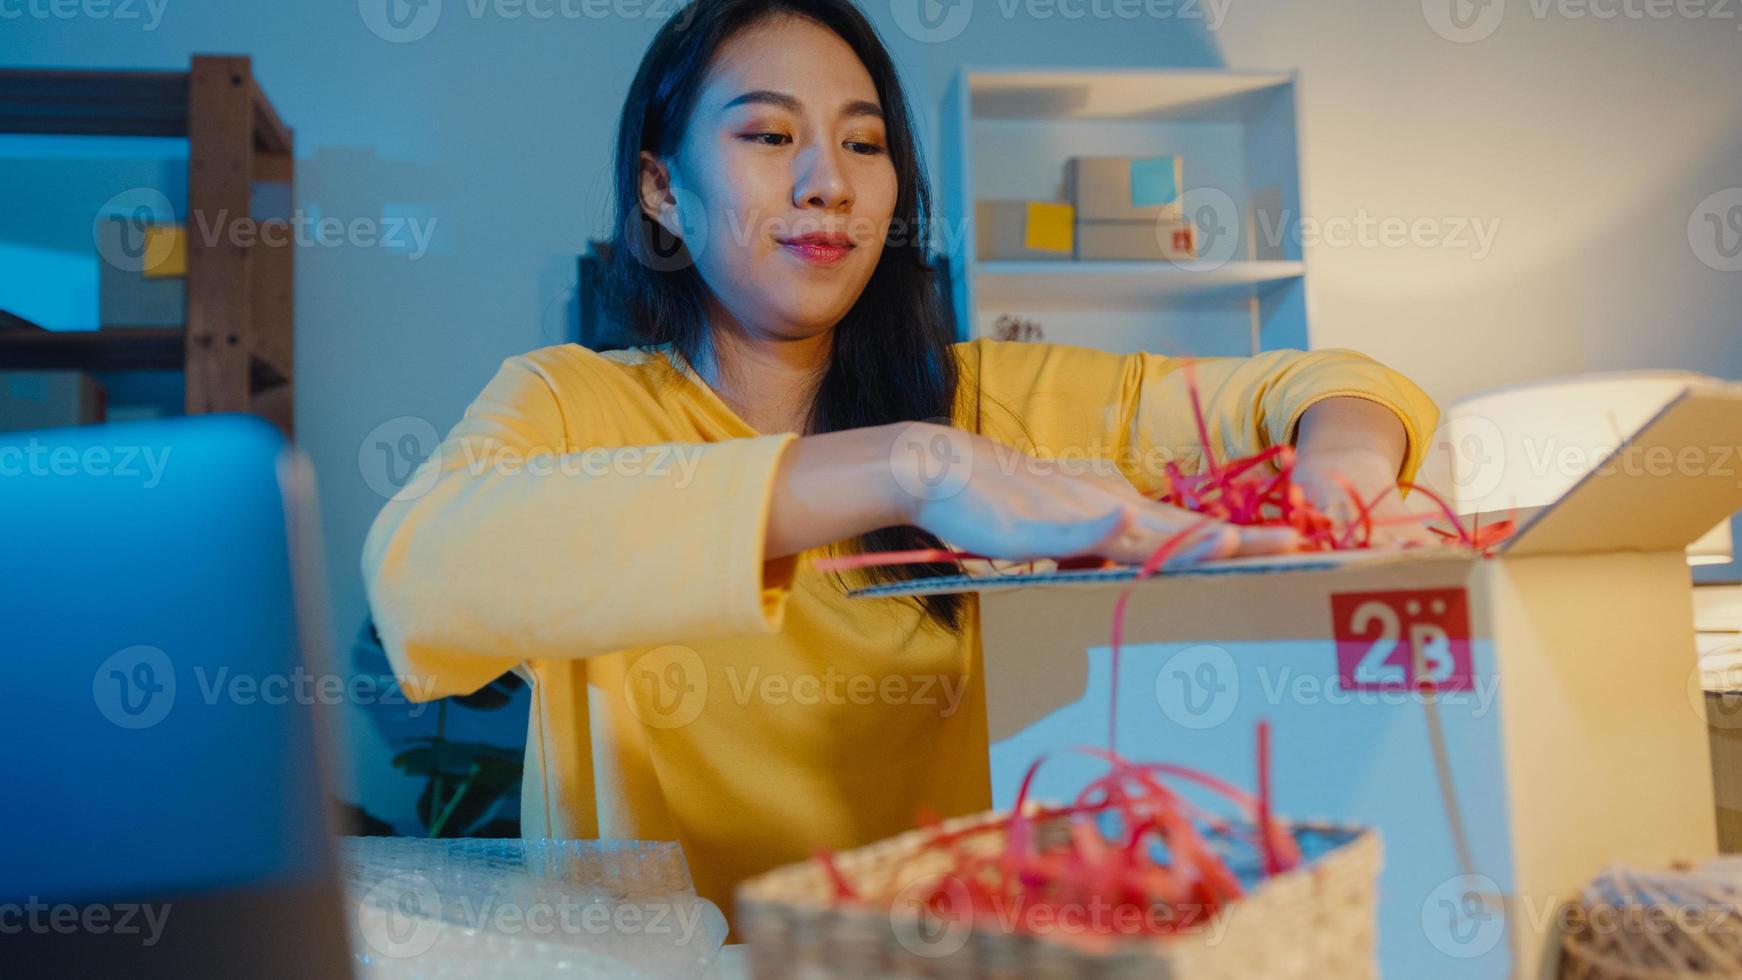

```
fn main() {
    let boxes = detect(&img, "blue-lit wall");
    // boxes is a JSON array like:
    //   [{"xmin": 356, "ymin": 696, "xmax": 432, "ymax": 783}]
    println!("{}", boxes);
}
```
[{"xmin": 5, "ymin": 0, "xmax": 1741, "ymax": 830}]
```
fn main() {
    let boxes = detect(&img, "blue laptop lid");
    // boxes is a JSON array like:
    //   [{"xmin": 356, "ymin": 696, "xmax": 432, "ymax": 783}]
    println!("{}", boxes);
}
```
[{"xmin": 0, "ymin": 414, "xmax": 337, "ymax": 904}]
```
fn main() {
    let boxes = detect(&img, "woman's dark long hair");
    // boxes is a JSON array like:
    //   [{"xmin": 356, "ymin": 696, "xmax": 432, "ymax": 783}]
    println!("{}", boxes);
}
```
[{"xmin": 604, "ymin": 0, "xmax": 968, "ymax": 632}]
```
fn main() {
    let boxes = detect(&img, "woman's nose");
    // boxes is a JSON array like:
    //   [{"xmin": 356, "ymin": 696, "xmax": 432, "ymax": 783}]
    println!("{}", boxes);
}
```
[{"xmin": 792, "ymin": 144, "xmax": 853, "ymax": 211}]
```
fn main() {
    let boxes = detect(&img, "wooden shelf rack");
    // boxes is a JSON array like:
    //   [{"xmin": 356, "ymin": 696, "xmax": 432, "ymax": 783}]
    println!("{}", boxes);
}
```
[{"xmin": 0, "ymin": 55, "xmax": 296, "ymax": 437}]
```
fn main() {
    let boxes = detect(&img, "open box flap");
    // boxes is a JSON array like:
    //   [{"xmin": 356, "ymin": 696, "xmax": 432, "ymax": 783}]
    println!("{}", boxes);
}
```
[{"xmin": 1498, "ymin": 379, "xmax": 1742, "ymax": 557}]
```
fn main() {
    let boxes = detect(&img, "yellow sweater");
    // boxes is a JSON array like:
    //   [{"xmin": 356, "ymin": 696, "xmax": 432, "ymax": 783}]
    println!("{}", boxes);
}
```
[{"xmin": 360, "ymin": 338, "xmax": 1437, "ymax": 922}]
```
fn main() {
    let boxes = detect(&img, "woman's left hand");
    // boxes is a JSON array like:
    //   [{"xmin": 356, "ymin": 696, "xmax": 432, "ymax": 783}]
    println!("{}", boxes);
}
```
[
  {"xmin": 1292, "ymin": 397, "xmax": 1438, "ymax": 548},
  {"xmin": 1291, "ymin": 447, "xmax": 1438, "ymax": 548}
]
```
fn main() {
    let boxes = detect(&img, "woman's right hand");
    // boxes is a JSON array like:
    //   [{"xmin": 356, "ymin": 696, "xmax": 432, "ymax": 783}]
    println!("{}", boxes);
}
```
[{"xmin": 885, "ymin": 422, "xmax": 1299, "ymax": 566}]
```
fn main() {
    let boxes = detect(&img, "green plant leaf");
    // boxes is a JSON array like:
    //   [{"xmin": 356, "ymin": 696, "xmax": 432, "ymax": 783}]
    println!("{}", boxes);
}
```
[{"xmin": 393, "ymin": 738, "xmax": 521, "ymax": 778}]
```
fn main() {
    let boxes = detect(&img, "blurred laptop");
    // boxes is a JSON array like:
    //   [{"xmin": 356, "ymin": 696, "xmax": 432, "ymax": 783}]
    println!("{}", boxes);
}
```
[{"xmin": 0, "ymin": 414, "xmax": 354, "ymax": 978}]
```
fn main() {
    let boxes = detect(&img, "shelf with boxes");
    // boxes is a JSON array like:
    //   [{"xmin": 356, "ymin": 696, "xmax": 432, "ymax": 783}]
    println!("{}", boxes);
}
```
[
  {"xmin": 0, "ymin": 56, "xmax": 296, "ymax": 437},
  {"xmin": 975, "ymin": 260, "xmax": 1307, "ymax": 308},
  {"xmin": 939, "ymin": 67, "xmax": 1306, "ymax": 357}
]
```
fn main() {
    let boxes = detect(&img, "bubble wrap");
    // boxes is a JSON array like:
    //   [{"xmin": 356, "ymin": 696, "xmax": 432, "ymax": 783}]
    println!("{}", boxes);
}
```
[{"xmin": 340, "ymin": 837, "xmax": 728, "ymax": 979}]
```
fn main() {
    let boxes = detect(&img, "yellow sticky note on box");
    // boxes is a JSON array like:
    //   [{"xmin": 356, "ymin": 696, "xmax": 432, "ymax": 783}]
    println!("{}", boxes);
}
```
[
  {"xmin": 141, "ymin": 225, "xmax": 187, "ymax": 279},
  {"xmin": 1022, "ymin": 201, "xmax": 1074, "ymax": 254}
]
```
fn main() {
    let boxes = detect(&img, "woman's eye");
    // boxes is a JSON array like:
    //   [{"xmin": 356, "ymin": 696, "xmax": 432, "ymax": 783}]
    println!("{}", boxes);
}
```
[{"xmin": 738, "ymin": 132, "xmax": 883, "ymax": 155}]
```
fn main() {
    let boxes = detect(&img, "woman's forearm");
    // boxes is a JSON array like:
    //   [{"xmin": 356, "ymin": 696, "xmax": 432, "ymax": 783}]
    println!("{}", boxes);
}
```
[
  {"xmin": 763, "ymin": 423, "xmax": 914, "ymax": 560},
  {"xmin": 1293, "ymin": 396, "xmax": 1411, "ymax": 480},
  {"xmin": 762, "ymin": 421, "xmax": 1304, "ymax": 565},
  {"xmin": 760, "ymin": 397, "xmax": 1419, "ymax": 565}
]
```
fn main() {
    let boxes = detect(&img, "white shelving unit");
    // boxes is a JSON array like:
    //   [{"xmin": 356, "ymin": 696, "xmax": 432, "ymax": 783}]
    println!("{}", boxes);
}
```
[
  {"xmin": 975, "ymin": 260, "xmax": 1307, "ymax": 308},
  {"xmin": 939, "ymin": 67, "xmax": 1308, "ymax": 357}
]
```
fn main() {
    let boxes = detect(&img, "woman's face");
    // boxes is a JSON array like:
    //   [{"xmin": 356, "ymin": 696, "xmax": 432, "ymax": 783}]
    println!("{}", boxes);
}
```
[{"xmin": 640, "ymin": 15, "xmax": 898, "ymax": 342}]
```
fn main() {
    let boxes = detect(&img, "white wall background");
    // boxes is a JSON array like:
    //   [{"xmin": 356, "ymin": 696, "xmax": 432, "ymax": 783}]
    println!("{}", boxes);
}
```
[{"xmin": 5, "ymin": 0, "xmax": 1740, "ymax": 818}]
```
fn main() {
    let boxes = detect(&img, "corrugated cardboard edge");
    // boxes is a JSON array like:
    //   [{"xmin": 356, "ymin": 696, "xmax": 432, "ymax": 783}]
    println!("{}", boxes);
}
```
[
  {"xmin": 846, "ymin": 546, "xmax": 1444, "ymax": 599},
  {"xmin": 1498, "ymin": 379, "xmax": 1742, "ymax": 557}
]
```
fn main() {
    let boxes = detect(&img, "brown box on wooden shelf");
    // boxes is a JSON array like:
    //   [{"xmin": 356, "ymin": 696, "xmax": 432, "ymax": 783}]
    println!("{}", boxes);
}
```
[
  {"xmin": 0, "ymin": 372, "xmax": 107, "ymax": 433},
  {"xmin": 96, "ymin": 217, "xmax": 186, "ymax": 329}
]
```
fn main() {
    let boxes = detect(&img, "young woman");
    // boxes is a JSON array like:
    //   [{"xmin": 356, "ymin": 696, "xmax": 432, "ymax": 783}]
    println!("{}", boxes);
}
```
[{"xmin": 362, "ymin": 0, "xmax": 1438, "ymax": 925}]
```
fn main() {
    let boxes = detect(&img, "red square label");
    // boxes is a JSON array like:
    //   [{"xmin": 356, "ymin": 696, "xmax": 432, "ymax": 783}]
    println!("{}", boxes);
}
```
[{"xmin": 1331, "ymin": 588, "xmax": 1473, "ymax": 692}]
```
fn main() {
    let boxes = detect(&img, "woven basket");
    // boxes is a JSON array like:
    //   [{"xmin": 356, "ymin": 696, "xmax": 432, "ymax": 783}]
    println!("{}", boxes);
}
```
[
  {"xmin": 736, "ymin": 806, "xmax": 1382, "ymax": 980},
  {"xmin": 1559, "ymin": 859, "xmax": 1742, "ymax": 979}
]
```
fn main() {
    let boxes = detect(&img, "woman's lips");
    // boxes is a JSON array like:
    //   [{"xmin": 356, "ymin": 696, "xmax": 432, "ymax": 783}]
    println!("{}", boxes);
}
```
[{"xmin": 779, "ymin": 239, "xmax": 853, "ymax": 266}]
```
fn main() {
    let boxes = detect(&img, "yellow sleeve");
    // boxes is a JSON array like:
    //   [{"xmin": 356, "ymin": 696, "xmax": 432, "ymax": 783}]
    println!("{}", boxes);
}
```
[
  {"xmin": 360, "ymin": 354, "xmax": 799, "ymax": 701},
  {"xmin": 954, "ymin": 338, "xmax": 1440, "ymax": 495}
]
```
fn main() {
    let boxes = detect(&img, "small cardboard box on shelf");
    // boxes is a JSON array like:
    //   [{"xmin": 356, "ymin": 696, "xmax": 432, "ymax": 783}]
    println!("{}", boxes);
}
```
[
  {"xmin": 0, "ymin": 372, "xmax": 107, "ymax": 433},
  {"xmin": 975, "ymin": 199, "xmax": 1076, "ymax": 261},
  {"xmin": 96, "ymin": 216, "xmax": 186, "ymax": 329},
  {"xmin": 1075, "ymin": 217, "xmax": 1198, "ymax": 262},
  {"xmin": 1067, "ymin": 155, "xmax": 1185, "ymax": 222}
]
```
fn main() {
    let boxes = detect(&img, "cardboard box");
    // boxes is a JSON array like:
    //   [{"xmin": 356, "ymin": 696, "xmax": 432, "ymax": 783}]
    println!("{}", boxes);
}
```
[
  {"xmin": 852, "ymin": 377, "xmax": 1742, "ymax": 979},
  {"xmin": 975, "ymin": 199, "xmax": 1075, "ymax": 260},
  {"xmin": 1075, "ymin": 218, "xmax": 1198, "ymax": 262},
  {"xmin": 0, "ymin": 372, "xmax": 107, "ymax": 433},
  {"xmin": 1067, "ymin": 155, "xmax": 1184, "ymax": 222},
  {"xmin": 96, "ymin": 216, "xmax": 186, "ymax": 328}
]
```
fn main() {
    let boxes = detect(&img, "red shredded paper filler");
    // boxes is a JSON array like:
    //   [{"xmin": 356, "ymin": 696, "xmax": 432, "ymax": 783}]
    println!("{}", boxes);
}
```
[{"xmin": 809, "ymin": 361, "xmax": 1507, "ymax": 946}]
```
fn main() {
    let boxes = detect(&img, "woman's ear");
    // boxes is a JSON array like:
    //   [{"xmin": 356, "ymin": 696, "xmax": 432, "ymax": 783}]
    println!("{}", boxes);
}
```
[{"xmin": 638, "ymin": 150, "xmax": 683, "ymax": 240}]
